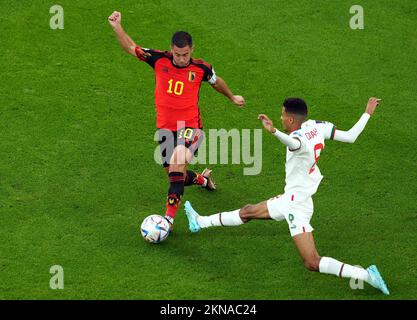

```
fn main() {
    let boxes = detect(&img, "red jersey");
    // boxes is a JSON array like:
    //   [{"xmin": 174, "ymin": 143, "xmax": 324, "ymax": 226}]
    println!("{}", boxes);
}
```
[{"xmin": 135, "ymin": 47, "xmax": 216, "ymax": 131}]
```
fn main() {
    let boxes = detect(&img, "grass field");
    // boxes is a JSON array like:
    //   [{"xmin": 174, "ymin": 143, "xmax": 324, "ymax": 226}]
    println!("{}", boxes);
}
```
[{"xmin": 1, "ymin": 0, "xmax": 417, "ymax": 299}]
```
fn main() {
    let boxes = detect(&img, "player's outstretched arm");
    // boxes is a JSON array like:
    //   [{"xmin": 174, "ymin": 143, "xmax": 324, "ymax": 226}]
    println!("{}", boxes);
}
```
[
  {"xmin": 108, "ymin": 11, "xmax": 149, "ymax": 58},
  {"xmin": 333, "ymin": 97, "xmax": 381, "ymax": 143},
  {"xmin": 210, "ymin": 76, "xmax": 245, "ymax": 107},
  {"xmin": 258, "ymin": 114, "xmax": 301, "ymax": 150}
]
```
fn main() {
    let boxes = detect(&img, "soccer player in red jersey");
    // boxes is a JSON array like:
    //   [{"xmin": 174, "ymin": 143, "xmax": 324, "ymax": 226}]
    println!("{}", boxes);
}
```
[{"xmin": 108, "ymin": 11, "xmax": 245, "ymax": 228}]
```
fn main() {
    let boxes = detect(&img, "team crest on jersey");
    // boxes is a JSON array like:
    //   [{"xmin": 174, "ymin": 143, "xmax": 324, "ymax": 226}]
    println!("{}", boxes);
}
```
[{"xmin": 188, "ymin": 71, "xmax": 196, "ymax": 82}]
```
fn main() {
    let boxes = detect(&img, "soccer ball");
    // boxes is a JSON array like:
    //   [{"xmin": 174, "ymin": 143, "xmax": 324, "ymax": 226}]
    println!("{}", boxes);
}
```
[{"xmin": 140, "ymin": 215, "xmax": 171, "ymax": 243}]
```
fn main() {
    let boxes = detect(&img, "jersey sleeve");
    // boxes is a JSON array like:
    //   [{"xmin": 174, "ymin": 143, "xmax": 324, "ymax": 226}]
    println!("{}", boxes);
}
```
[
  {"xmin": 135, "ymin": 47, "xmax": 166, "ymax": 68},
  {"xmin": 192, "ymin": 59, "xmax": 217, "ymax": 84},
  {"xmin": 316, "ymin": 121, "xmax": 337, "ymax": 140},
  {"xmin": 288, "ymin": 130, "xmax": 304, "ymax": 152},
  {"xmin": 204, "ymin": 66, "xmax": 217, "ymax": 84}
]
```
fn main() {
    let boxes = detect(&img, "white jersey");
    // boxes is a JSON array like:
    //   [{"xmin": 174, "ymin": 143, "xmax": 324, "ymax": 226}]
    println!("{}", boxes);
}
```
[{"xmin": 284, "ymin": 120, "xmax": 336, "ymax": 200}]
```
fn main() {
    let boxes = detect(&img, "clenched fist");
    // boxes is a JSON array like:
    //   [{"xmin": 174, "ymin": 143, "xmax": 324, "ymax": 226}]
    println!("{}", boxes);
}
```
[
  {"xmin": 232, "ymin": 95, "xmax": 245, "ymax": 107},
  {"xmin": 108, "ymin": 11, "xmax": 122, "ymax": 28}
]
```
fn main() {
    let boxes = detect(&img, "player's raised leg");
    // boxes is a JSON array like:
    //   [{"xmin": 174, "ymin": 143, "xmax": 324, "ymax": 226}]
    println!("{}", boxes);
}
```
[
  {"xmin": 183, "ymin": 168, "xmax": 216, "ymax": 190},
  {"xmin": 181, "ymin": 128, "xmax": 215, "ymax": 191},
  {"xmin": 184, "ymin": 200, "xmax": 271, "ymax": 232},
  {"xmin": 292, "ymin": 232, "xmax": 390, "ymax": 295},
  {"xmin": 165, "ymin": 167, "xmax": 207, "ymax": 188}
]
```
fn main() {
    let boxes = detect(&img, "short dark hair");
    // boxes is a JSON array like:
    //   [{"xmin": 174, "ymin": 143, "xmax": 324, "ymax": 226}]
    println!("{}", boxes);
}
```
[
  {"xmin": 171, "ymin": 31, "xmax": 193, "ymax": 48},
  {"xmin": 283, "ymin": 98, "xmax": 308, "ymax": 119}
]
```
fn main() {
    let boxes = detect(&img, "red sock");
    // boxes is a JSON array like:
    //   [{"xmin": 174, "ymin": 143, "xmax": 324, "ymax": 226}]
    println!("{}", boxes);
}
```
[
  {"xmin": 165, "ymin": 194, "xmax": 180, "ymax": 219},
  {"xmin": 165, "ymin": 172, "xmax": 185, "ymax": 220}
]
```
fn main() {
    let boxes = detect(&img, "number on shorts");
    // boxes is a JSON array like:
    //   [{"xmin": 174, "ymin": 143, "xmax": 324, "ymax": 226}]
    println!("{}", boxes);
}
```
[
  {"xmin": 178, "ymin": 128, "xmax": 194, "ymax": 140},
  {"xmin": 184, "ymin": 128, "xmax": 193, "ymax": 139},
  {"xmin": 288, "ymin": 213, "xmax": 296, "ymax": 229}
]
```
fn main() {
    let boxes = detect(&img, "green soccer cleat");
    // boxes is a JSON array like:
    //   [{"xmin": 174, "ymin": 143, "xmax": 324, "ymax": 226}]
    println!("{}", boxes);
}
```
[
  {"xmin": 184, "ymin": 201, "xmax": 202, "ymax": 233},
  {"xmin": 366, "ymin": 265, "xmax": 390, "ymax": 295}
]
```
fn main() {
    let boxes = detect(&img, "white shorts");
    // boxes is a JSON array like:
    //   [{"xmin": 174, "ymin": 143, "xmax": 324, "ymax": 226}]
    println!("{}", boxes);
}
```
[{"xmin": 266, "ymin": 193, "xmax": 314, "ymax": 237}]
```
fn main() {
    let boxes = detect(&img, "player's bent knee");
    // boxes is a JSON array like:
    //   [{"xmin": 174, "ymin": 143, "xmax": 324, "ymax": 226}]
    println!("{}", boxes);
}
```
[
  {"xmin": 303, "ymin": 257, "xmax": 320, "ymax": 272},
  {"xmin": 239, "ymin": 204, "xmax": 254, "ymax": 220}
]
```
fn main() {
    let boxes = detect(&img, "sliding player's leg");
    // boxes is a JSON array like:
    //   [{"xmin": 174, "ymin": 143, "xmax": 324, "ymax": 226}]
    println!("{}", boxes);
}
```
[
  {"xmin": 292, "ymin": 230, "xmax": 389, "ymax": 295},
  {"xmin": 184, "ymin": 193, "xmax": 295, "ymax": 232},
  {"xmin": 184, "ymin": 200, "xmax": 271, "ymax": 232}
]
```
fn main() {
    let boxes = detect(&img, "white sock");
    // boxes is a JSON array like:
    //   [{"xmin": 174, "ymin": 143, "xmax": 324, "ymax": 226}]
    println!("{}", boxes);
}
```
[
  {"xmin": 319, "ymin": 257, "xmax": 370, "ymax": 283},
  {"xmin": 197, "ymin": 209, "xmax": 244, "ymax": 228}
]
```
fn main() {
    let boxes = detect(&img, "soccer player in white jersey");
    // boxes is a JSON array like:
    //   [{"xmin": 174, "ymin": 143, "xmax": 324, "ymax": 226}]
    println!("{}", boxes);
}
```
[{"xmin": 184, "ymin": 97, "xmax": 389, "ymax": 295}]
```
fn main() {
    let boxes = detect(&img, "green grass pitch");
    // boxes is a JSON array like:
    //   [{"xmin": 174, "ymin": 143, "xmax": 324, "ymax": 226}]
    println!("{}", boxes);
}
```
[{"xmin": 1, "ymin": 0, "xmax": 416, "ymax": 299}]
